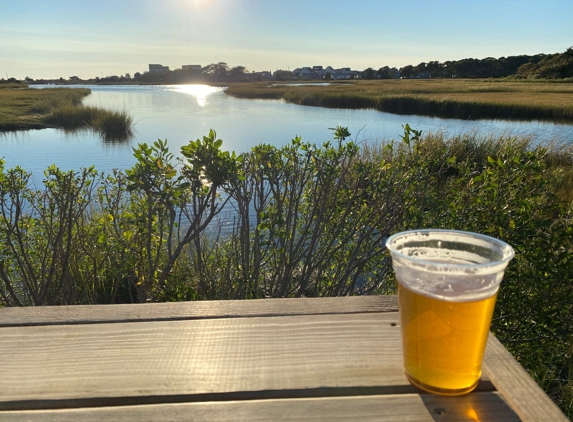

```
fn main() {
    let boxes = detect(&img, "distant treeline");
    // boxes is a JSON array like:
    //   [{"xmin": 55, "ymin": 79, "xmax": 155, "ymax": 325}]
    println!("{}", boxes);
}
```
[
  {"xmin": 392, "ymin": 47, "xmax": 573, "ymax": 80},
  {"xmin": 395, "ymin": 55, "xmax": 543, "ymax": 79},
  {"xmin": 516, "ymin": 47, "xmax": 573, "ymax": 79},
  {"xmin": 6, "ymin": 63, "xmax": 260, "ymax": 85},
  {"xmin": 3, "ymin": 47, "xmax": 572, "ymax": 85}
]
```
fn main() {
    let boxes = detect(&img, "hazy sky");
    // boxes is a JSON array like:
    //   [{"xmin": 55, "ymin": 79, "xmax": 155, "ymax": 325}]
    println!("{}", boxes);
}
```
[{"xmin": 2, "ymin": 0, "xmax": 572, "ymax": 80}]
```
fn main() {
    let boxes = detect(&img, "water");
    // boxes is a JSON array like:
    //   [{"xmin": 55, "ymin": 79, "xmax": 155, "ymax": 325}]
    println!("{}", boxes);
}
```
[{"xmin": 2, "ymin": 84, "xmax": 572, "ymax": 179}]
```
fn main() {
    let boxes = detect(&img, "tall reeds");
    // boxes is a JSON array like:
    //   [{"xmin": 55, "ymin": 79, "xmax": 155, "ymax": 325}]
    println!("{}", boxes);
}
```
[
  {"xmin": 0, "ymin": 85, "xmax": 133, "ymax": 141},
  {"xmin": 92, "ymin": 108, "xmax": 134, "ymax": 143},
  {"xmin": 44, "ymin": 105, "xmax": 133, "ymax": 141},
  {"xmin": 29, "ymin": 88, "xmax": 89, "ymax": 114}
]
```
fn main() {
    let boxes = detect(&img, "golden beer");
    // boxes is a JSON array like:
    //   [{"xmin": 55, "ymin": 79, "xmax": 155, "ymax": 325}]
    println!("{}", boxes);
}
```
[
  {"xmin": 387, "ymin": 229, "xmax": 514, "ymax": 396},
  {"xmin": 398, "ymin": 282, "xmax": 497, "ymax": 395}
]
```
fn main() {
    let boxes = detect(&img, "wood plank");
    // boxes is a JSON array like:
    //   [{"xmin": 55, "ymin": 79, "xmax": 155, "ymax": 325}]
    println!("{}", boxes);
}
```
[
  {"xmin": 0, "ymin": 311, "xmax": 489, "ymax": 410},
  {"xmin": 3, "ymin": 296, "xmax": 559, "ymax": 420},
  {"xmin": 0, "ymin": 313, "xmax": 405, "ymax": 407},
  {"xmin": 0, "ymin": 392, "xmax": 521, "ymax": 422},
  {"xmin": 483, "ymin": 333, "xmax": 568, "ymax": 422},
  {"xmin": 0, "ymin": 296, "xmax": 399, "ymax": 327}
]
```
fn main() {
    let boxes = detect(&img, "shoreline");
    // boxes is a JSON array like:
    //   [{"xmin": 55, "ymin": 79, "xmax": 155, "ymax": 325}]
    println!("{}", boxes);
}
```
[
  {"xmin": 3, "ymin": 80, "xmax": 573, "ymax": 134},
  {"xmin": 0, "ymin": 85, "xmax": 133, "ymax": 140},
  {"xmin": 224, "ymin": 80, "xmax": 573, "ymax": 124}
]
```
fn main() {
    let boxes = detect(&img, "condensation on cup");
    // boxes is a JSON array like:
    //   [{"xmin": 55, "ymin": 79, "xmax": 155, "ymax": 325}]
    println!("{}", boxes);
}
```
[{"xmin": 386, "ymin": 229, "xmax": 514, "ymax": 396}]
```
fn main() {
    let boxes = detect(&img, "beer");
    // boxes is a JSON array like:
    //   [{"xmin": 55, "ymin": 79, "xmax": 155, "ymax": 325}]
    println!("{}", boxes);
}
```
[
  {"xmin": 398, "ymin": 282, "xmax": 497, "ymax": 395},
  {"xmin": 386, "ymin": 229, "xmax": 513, "ymax": 396}
]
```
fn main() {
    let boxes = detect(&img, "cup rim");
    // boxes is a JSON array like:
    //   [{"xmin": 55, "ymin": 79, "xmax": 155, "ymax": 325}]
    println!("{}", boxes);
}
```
[{"xmin": 385, "ymin": 228, "xmax": 515, "ymax": 270}]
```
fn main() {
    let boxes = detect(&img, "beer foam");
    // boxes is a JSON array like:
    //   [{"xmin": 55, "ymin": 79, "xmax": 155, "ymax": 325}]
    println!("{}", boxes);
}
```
[{"xmin": 386, "ymin": 229, "xmax": 514, "ymax": 302}]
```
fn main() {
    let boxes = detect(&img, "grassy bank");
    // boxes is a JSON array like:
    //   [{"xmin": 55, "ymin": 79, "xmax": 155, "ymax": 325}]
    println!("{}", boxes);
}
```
[
  {"xmin": 0, "ymin": 84, "xmax": 133, "ymax": 140},
  {"xmin": 225, "ymin": 79, "xmax": 573, "ymax": 122}
]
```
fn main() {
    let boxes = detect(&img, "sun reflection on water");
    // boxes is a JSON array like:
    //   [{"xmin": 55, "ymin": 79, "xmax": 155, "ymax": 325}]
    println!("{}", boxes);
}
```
[{"xmin": 172, "ymin": 85, "xmax": 224, "ymax": 107}]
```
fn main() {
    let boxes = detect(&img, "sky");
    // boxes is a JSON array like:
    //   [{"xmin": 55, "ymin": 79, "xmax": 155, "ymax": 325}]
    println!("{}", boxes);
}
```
[{"xmin": 1, "ymin": 0, "xmax": 572, "ymax": 80}]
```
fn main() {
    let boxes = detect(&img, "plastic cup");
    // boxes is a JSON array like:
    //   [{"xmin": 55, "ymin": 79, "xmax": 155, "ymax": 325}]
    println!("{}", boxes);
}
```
[{"xmin": 385, "ymin": 229, "xmax": 514, "ymax": 396}]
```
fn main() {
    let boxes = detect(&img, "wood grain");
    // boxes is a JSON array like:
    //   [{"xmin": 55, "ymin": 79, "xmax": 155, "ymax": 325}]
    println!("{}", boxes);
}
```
[
  {"xmin": 484, "ymin": 334, "xmax": 568, "ymax": 422},
  {"xmin": 1, "ymin": 296, "xmax": 565, "ymax": 421},
  {"xmin": 0, "ymin": 312, "xmax": 412, "ymax": 408},
  {"xmin": 0, "ymin": 392, "xmax": 520, "ymax": 422},
  {"xmin": 0, "ymin": 296, "xmax": 399, "ymax": 327}
]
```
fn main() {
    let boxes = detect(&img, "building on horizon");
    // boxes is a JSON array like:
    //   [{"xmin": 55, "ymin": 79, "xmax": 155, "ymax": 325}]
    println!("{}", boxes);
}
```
[
  {"xmin": 292, "ymin": 66, "xmax": 360, "ymax": 80},
  {"xmin": 248, "ymin": 70, "xmax": 274, "ymax": 81},
  {"xmin": 182, "ymin": 65, "xmax": 202, "ymax": 71},
  {"xmin": 148, "ymin": 64, "xmax": 170, "ymax": 73}
]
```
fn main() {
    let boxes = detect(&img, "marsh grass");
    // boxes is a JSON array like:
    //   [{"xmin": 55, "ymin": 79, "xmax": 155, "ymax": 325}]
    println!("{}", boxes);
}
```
[
  {"xmin": 225, "ymin": 79, "xmax": 573, "ymax": 122},
  {"xmin": 92, "ymin": 108, "xmax": 134, "ymax": 143},
  {"xmin": 44, "ymin": 104, "xmax": 99, "ymax": 128},
  {"xmin": 361, "ymin": 128, "xmax": 573, "ymax": 200},
  {"xmin": 30, "ymin": 89, "xmax": 87, "ymax": 114},
  {"xmin": 0, "ymin": 85, "xmax": 133, "ymax": 140}
]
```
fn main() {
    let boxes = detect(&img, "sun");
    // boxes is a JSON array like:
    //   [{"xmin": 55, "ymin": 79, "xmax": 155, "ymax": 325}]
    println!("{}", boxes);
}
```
[{"xmin": 191, "ymin": 0, "xmax": 210, "ymax": 8}]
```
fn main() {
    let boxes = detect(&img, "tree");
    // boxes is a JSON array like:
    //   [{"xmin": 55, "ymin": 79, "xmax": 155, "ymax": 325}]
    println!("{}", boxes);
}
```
[
  {"xmin": 377, "ymin": 66, "xmax": 392, "ymax": 79},
  {"xmin": 228, "ymin": 66, "xmax": 247, "ymax": 82},
  {"xmin": 399, "ymin": 65, "xmax": 415, "ymax": 78},
  {"xmin": 516, "ymin": 47, "xmax": 573, "ymax": 79},
  {"xmin": 426, "ymin": 61, "xmax": 444, "ymax": 77},
  {"xmin": 203, "ymin": 62, "xmax": 229, "ymax": 82},
  {"xmin": 124, "ymin": 131, "xmax": 241, "ymax": 299},
  {"xmin": 443, "ymin": 61, "xmax": 456, "ymax": 78},
  {"xmin": 363, "ymin": 67, "xmax": 377, "ymax": 79},
  {"xmin": 414, "ymin": 62, "xmax": 427, "ymax": 78},
  {"xmin": 273, "ymin": 70, "xmax": 294, "ymax": 81}
]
